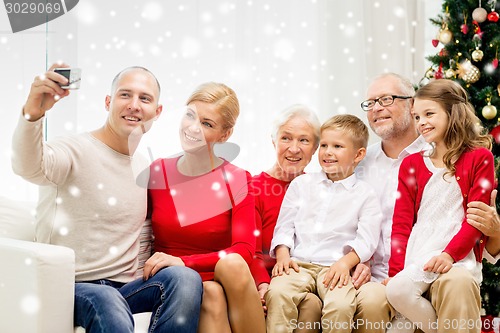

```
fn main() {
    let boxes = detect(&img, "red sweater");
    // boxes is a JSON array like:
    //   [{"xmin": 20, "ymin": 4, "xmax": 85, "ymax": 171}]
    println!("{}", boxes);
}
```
[
  {"xmin": 148, "ymin": 157, "xmax": 256, "ymax": 281},
  {"xmin": 389, "ymin": 148, "xmax": 495, "ymax": 277},
  {"xmin": 249, "ymin": 172, "xmax": 290, "ymax": 286}
]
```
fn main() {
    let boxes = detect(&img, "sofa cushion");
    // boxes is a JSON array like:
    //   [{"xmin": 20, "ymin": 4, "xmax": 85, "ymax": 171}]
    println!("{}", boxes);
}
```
[{"xmin": 0, "ymin": 195, "xmax": 36, "ymax": 241}]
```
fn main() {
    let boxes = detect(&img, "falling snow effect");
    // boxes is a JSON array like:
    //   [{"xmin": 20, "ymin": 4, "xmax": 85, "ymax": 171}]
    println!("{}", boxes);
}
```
[
  {"xmin": 12, "ymin": 0, "xmax": 426, "ymax": 187},
  {"xmin": 21, "ymin": 295, "xmax": 40, "ymax": 315},
  {"xmin": 2, "ymin": 2, "xmax": 485, "ymax": 331}
]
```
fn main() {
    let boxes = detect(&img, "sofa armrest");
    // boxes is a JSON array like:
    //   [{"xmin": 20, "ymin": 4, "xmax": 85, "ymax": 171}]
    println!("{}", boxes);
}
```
[{"xmin": 0, "ymin": 238, "xmax": 75, "ymax": 333}]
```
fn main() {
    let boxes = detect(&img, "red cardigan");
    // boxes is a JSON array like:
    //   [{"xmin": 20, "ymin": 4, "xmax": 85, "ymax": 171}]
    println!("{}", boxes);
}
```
[
  {"xmin": 389, "ymin": 148, "xmax": 495, "ymax": 277},
  {"xmin": 148, "ymin": 157, "xmax": 256, "ymax": 281},
  {"xmin": 249, "ymin": 172, "xmax": 290, "ymax": 286}
]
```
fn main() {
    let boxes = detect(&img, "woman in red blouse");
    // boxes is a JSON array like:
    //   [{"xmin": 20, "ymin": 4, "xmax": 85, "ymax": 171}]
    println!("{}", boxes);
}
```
[
  {"xmin": 145, "ymin": 82, "xmax": 265, "ymax": 333},
  {"xmin": 250, "ymin": 104, "xmax": 323, "ymax": 330}
]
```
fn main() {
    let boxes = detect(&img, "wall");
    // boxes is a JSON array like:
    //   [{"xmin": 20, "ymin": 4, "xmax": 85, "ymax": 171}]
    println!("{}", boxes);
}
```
[{"xmin": 0, "ymin": 0, "xmax": 438, "ymax": 201}]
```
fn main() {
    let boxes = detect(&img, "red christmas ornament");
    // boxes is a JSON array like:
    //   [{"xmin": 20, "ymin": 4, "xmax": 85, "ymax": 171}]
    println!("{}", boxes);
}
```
[
  {"xmin": 493, "ymin": 58, "xmax": 499, "ymax": 69},
  {"xmin": 434, "ymin": 62, "xmax": 444, "ymax": 79},
  {"xmin": 472, "ymin": 20, "xmax": 483, "ymax": 38},
  {"xmin": 432, "ymin": 39, "xmax": 439, "ymax": 47},
  {"xmin": 460, "ymin": 24, "xmax": 469, "ymax": 34},
  {"xmin": 491, "ymin": 125, "xmax": 500, "ymax": 145},
  {"xmin": 488, "ymin": 11, "xmax": 499, "ymax": 22}
]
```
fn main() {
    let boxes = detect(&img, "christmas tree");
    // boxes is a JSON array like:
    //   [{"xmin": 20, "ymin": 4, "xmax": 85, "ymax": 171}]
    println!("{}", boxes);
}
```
[{"xmin": 424, "ymin": 0, "xmax": 500, "ymax": 316}]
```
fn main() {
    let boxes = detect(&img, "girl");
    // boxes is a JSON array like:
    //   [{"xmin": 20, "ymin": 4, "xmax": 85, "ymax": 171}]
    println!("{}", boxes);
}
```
[
  {"xmin": 385, "ymin": 79, "xmax": 495, "ymax": 333},
  {"xmin": 145, "ymin": 82, "xmax": 265, "ymax": 333}
]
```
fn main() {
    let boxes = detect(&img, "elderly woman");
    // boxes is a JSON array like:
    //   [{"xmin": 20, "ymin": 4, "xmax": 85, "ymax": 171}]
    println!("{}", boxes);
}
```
[
  {"xmin": 145, "ymin": 82, "xmax": 265, "ymax": 333},
  {"xmin": 250, "ymin": 104, "xmax": 323, "ymax": 332}
]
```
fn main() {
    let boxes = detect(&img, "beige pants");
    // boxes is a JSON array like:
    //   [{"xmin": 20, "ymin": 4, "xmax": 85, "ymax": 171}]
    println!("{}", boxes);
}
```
[
  {"xmin": 353, "ymin": 281, "xmax": 395, "ymax": 333},
  {"xmin": 265, "ymin": 261, "xmax": 356, "ymax": 333},
  {"xmin": 353, "ymin": 267, "xmax": 480, "ymax": 333},
  {"xmin": 295, "ymin": 292, "xmax": 322, "ymax": 333}
]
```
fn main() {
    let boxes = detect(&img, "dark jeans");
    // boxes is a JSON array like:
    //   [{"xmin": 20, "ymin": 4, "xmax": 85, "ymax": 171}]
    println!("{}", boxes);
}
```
[{"xmin": 74, "ymin": 266, "xmax": 203, "ymax": 333}]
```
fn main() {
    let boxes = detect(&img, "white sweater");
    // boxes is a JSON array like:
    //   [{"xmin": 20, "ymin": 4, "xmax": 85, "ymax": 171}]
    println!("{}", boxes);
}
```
[{"xmin": 12, "ymin": 114, "xmax": 149, "ymax": 283}]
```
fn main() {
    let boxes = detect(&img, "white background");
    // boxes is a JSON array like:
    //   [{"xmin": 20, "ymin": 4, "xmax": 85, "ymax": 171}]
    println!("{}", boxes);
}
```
[{"xmin": 0, "ymin": 0, "xmax": 441, "ymax": 201}]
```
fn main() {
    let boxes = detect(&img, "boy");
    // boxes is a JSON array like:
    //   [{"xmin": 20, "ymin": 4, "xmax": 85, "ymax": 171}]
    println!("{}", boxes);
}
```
[{"xmin": 265, "ymin": 114, "xmax": 383, "ymax": 333}]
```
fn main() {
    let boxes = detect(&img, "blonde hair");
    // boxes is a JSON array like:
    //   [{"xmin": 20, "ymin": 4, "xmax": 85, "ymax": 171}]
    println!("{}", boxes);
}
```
[
  {"xmin": 321, "ymin": 114, "xmax": 369, "ymax": 149},
  {"xmin": 186, "ymin": 82, "xmax": 239, "ymax": 131},
  {"xmin": 415, "ymin": 79, "xmax": 492, "ymax": 175}
]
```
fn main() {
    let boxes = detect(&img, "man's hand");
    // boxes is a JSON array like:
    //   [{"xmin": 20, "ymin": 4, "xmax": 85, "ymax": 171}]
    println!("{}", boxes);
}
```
[
  {"xmin": 467, "ymin": 189, "xmax": 500, "ymax": 237},
  {"xmin": 351, "ymin": 262, "xmax": 371, "ymax": 289},
  {"xmin": 23, "ymin": 63, "xmax": 71, "ymax": 121}
]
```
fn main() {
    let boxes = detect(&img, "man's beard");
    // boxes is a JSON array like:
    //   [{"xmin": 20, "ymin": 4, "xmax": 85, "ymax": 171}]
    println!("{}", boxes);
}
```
[{"xmin": 371, "ymin": 113, "xmax": 413, "ymax": 141}]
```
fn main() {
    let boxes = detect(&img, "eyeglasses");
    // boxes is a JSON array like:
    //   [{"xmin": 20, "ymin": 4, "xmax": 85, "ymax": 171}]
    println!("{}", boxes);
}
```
[{"xmin": 360, "ymin": 95, "xmax": 413, "ymax": 111}]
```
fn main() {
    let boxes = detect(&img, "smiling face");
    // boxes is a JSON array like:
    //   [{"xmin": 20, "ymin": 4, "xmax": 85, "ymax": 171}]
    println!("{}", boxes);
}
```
[
  {"xmin": 179, "ymin": 101, "xmax": 231, "ymax": 154},
  {"xmin": 318, "ymin": 128, "xmax": 365, "ymax": 181},
  {"xmin": 412, "ymin": 98, "xmax": 449, "ymax": 149},
  {"xmin": 273, "ymin": 116, "xmax": 318, "ymax": 180},
  {"xmin": 365, "ymin": 76, "xmax": 413, "ymax": 140},
  {"xmin": 105, "ymin": 68, "xmax": 162, "ymax": 138}
]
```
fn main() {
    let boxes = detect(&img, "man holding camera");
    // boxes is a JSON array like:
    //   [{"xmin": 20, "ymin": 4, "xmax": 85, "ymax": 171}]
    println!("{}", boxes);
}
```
[{"xmin": 12, "ymin": 63, "xmax": 203, "ymax": 333}]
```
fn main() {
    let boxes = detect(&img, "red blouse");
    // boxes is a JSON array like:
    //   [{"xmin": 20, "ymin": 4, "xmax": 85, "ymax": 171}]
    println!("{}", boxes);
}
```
[
  {"xmin": 249, "ymin": 172, "xmax": 291, "ymax": 286},
  {"xmin": 389, "ymin": 148, "xmax": 495, "ymax": 277},
  {"xmin": 148, "ymin": 157, "xmax": 256, "ymax": 281}
]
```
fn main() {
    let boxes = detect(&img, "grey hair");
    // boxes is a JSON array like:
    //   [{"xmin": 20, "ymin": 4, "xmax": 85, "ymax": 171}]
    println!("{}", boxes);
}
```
[
  {"xmin": 271, "ymin": 104, "xmax": 321, "ymax": 147},
  {"xmin": 370, "ymin": 73, "xmax": 415, "ymax": 97},
  {"xmin": 369, "ymin": 73, "xmax": 415, "ymax": 112}
]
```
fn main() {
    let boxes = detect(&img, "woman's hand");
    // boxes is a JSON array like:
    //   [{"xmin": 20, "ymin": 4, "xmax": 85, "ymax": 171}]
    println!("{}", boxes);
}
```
[
  {"xmin": 143, "ymin": 252, "xmax": 185, "ymax": 281},
  {"xmin": 257, "ymin": 283, "xmax": 269, "ymax": 316}
]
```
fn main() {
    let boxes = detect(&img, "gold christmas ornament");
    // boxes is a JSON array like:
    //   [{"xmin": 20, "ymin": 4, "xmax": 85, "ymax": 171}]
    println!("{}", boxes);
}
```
[
  {"xmin": 472, "ymin": 49, "xmax": 484, "ymax": 62},
  {"xmin": 458, "ymin": 59, "xmax": 480, "ymax": 83},
  {"xmin": 482, "ymin": 103, "xmax": 498, "ymax": 120},
  {"xmin": 472, "ymin": 7, "xmax": 488, "ymax": 22},
  {"xmin": 497, "ymin": 83, "xmax": 500, "ymax": 96},
  {"xmin": 424, "ymin": 67, "xmax": 435, "ymax": 79},
  {"xmin": 439, "ymin": 28, "xmax": 453, "ymax": 45},
  {"xmin": 445, "ymin": 68, "xmax": 456, "ymax": 78}
]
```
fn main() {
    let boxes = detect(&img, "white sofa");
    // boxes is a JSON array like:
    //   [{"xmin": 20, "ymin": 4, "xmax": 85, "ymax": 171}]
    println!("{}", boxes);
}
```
[{"xmin": 0, "ymin": 196, "xmax": 152, "ymax": 333}]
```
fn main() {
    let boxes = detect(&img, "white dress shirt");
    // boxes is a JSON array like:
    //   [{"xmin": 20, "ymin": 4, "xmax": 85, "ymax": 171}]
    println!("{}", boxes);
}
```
[
  {"xmin": 270, "ymin": 171, "xmax": 382, "ymax": 266},
  {"xmin": 357, "ymin": 136, "xmax": 428, "ymax": 282}
]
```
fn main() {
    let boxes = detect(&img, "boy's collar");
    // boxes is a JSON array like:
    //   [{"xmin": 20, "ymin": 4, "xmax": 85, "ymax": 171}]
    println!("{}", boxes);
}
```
[{"xmin": 319, "ymin": 171, "xmax": 357, "ymax": 189}]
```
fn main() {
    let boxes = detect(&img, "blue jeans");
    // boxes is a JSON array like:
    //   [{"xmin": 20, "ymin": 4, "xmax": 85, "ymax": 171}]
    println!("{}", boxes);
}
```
[{"xmin": 74, "ymin": 266, "xmax": 203, "ymax": 333}]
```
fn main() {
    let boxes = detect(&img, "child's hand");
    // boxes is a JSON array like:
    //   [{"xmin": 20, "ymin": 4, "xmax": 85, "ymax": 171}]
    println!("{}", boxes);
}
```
[
  {"xmin": 272, "ymin": 257, "xmax": 299, "ymax": 277},
  {"xmin": 423, "ymin": 252, "xmax": 454, "ymax": 274},
  {"xmin": 323, "ymin": 260, "xmax": 351, "ymax": 290},
  {"xmin": 272, "ymin": 245, "xmax": 299, "ymax": 277}
]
